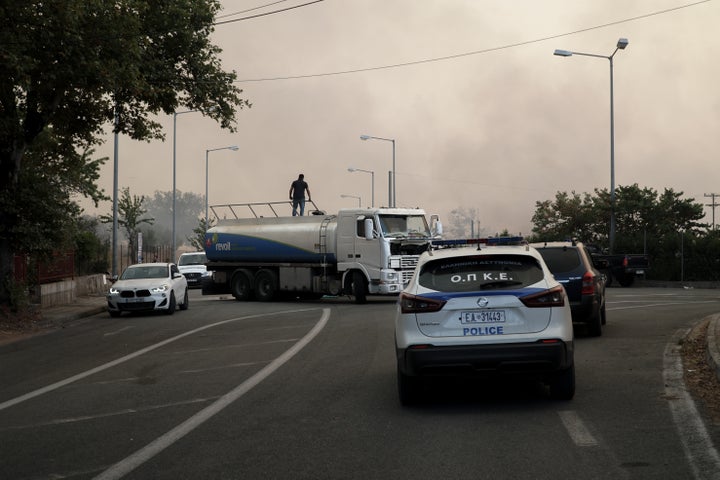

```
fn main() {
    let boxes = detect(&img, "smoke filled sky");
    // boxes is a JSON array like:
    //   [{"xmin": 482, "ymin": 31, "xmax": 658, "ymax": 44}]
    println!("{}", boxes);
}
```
[{"xmin": 89, "ymin": 0, "xmax": 720, "ymax": 236}]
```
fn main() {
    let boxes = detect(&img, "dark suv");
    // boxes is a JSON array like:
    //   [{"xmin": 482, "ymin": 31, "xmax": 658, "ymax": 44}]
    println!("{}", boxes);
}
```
[{"xmin": 531, "ymin": 242, "xmax": 607, "ymax": 336}]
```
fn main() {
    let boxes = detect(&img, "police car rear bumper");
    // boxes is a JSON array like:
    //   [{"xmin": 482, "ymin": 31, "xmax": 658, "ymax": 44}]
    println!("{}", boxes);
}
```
[{"xmin": 397, "ymin": 340, "xmax": 574, "ymax": 377}]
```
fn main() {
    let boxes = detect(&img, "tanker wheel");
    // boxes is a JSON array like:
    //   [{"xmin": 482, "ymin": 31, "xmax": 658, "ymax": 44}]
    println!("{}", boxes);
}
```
[
  {"xmin": 231, "ymin": 269, "xmax": 254, "ymax": 301},
  {"xmin": 254, "ymin": 269, "xmax": 278, "ymax": 302},
  {"xmin": 351, "ymin": 271, "xmax": 368, "ymax": 304}
]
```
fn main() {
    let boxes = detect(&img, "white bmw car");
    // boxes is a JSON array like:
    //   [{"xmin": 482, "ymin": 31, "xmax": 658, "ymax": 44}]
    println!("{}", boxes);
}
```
[
  {"xmin": 395, "ymin": 244, "xmax": 574, "ymax": 405},
  {"xmin": 107, "ymin": 263, "xmax": 189, "ymax": 317}
]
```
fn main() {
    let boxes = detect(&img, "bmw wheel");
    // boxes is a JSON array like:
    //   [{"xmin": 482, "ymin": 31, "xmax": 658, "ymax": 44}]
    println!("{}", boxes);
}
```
[
  {"xmin": 165, "ymin": 292, "xmax": 176, "ymax": 315},
  {"xmin": 179, "ymin": 289, "xmax": 189, "ymax": 310}
]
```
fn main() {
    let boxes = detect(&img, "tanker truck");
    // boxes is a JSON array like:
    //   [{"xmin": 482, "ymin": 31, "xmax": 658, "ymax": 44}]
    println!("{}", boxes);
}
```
[{"xmin": 201, "ymin": 201, "xmax": 441, "ymax": 303}]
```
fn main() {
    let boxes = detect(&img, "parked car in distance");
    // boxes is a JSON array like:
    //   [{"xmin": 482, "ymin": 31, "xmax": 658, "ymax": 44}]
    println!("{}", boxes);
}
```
[
  {"xmin": 107, "ymin": 263, "xmax": 189, "ymax": 317},
  {"xmin": 531, "ymin": 241, "xmax": 606, "ymax": 337},
  {"xmin": 395, "ymin": 244, "xmax": 575, "ymax": 405},
  {"xmin": 177, "ymin": 251, "xmax": 209, "ymax": 288},
  {"xmin": 584, "ymin": 244, "xmax": 649, "ymax": 287}
]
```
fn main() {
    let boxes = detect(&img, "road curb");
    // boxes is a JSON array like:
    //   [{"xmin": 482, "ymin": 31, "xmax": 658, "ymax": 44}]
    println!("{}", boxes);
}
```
[{"xmin": 706, "ymin": 314, "xmax": 720, "ymax": 383}]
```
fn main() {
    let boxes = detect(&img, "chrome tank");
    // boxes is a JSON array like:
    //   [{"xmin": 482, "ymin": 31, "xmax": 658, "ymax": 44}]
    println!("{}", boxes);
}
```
[{"xmin": 205, "ymin": 215, "xmax": 338, "ymax": 263}]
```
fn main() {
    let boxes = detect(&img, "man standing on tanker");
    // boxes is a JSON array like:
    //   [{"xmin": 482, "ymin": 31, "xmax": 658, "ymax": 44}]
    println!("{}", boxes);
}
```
[{"xmin": 289, "ymin": 173, "xmax": 312, "ymax": 216}]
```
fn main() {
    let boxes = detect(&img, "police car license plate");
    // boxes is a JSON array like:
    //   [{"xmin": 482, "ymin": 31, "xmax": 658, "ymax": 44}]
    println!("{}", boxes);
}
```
[{"xmin": 461, "ymin": 310, "xmax": 506, "ymax": 324}]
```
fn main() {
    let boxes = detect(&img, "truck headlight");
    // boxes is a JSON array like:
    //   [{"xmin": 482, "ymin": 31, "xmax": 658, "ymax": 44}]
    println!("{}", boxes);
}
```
[{"xmin": 384, "ymin": 271, "xmax": 398, "ymax": 282}]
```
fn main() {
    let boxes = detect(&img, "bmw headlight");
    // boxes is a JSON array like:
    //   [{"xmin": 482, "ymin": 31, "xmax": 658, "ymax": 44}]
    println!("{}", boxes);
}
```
[
  {"xmin": 151, "ymin": 284, "xmax": 169, "ymax": 293},
  {"xmin": 109, "ymin": 287, "xmax": 119, "ymax": 295}
]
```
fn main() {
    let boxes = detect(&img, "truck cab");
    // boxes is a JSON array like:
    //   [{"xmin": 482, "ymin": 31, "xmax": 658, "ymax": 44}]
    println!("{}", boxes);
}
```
[{"xmin": 337, "ymin": 208, "xmax": 434, "ymax": 299}]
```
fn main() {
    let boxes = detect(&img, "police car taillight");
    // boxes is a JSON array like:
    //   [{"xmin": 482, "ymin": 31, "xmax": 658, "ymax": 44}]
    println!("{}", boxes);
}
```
[
  {"xmin": 520, "ymin": 286, "xmax": 565, "ymax": 308},
  {"xmin": 399, "ymin": 292, "xmax": 446, "ymax": 313}
]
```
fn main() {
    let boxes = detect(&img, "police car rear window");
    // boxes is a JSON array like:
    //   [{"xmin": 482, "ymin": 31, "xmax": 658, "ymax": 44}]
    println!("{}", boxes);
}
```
[
  {"xmin": 536, "ymin": 248, "xmax": 581, "ymax": 273},
  {"xmin": 418, "ymin": 254, "xmax": 544, "ymax": 292}
]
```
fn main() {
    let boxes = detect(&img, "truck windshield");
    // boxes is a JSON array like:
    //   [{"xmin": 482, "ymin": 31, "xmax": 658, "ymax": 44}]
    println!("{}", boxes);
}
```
[{"xmin": 378, "ymin": 215, "xmax": 430, "ymax": 238}]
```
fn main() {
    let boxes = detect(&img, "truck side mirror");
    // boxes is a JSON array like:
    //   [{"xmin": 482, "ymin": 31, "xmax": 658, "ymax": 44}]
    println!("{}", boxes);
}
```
[
  {"xmin": 433, "ymin": 220, "xmax": 443, "ymax": 237},
  {"xmin": 364, "ymin": 218, "xmax": 374, "ymax": 240}
]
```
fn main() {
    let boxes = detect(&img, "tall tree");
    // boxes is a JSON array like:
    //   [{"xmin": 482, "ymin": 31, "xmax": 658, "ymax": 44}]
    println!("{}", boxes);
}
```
[
  {"xmin": 530, "ymin": 191, "xmax": 599, "ymax": 242},
  {"xmin": 0, "ymin": 130, "xmax": 108, "ymax": 256},
  {"xmin": 0, "ymin": 1, "xmax": 250, "ymax": 303},
  {"xmin": 101, "ymin": 188, "xmax": 154, "ymax": 257},
  {"xmin": 187, "ymin": 217, "xmax": 216, "ymax": 252},
  {"xmin": 145, "ymin": 190, "xmax": 205, "ymax": 246},
  {"xmin": 529, "ymin": 185, "xmax": 706, "ymax": 254}
]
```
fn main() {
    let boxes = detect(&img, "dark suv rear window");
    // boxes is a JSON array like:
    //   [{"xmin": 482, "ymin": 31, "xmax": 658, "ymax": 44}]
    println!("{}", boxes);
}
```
[
  {"xmin": 418, "ymin": 254, "xmax": 544, "ymax": 292},
  {"xmin": 536, "ymin": 248, "xmax": 581, "ymax": 273}
]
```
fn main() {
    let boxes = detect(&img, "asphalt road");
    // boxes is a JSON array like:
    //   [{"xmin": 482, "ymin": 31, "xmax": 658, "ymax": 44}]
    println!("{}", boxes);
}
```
[{"xmin": 1, "ymin": 288, "xmax": 720, "ymax": 480}]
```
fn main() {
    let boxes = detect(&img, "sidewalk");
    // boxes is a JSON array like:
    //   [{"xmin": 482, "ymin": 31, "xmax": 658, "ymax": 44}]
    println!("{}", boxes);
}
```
[{"xmin": 39, "ymin": 294, "xmax": 107, "ymax": 326}]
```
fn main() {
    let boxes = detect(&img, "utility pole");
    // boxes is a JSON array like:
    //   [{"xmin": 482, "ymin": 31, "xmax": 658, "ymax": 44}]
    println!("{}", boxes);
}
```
[{"xmin": 704, "ymin": 193, "xmax": 719, "ymax": 230}]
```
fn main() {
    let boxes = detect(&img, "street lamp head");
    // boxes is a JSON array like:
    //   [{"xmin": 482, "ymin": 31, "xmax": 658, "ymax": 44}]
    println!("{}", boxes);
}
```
[
  {"xmin": 617, "ymin": 38, "xmax": 629, "ymax": 50},
  {"xmin": 360, "ymin": 135, "xmax": 370, "ymax": 141},
  {"xmin": 348, "ymin": 167, "xmax": 356, "ymax": 172},
  {"xmin": 229, "ymin": 145, "xmax": 239, "ymax": 151},
  {"xmin": 553, "ymin": 49, "xmax": 573, "ymax": 57}
]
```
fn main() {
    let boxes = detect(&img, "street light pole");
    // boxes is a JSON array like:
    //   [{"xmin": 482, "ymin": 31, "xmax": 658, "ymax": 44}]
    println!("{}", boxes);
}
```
[
  {"xmin": 348, "ymin": 167, "xmax": 375, "ymax": 207},
  {"xmin": 341, "ymin": 194, "xmax": 362, "ymax": 207},
  {"xmin": 554, "ymin": 38, "xmax": 628, "ymax": 254},
  {"xmin": 172, "ymin": 109, "xmax": 203, "ymax": 261},
  {"xmin": 360, "ymin": 134, "xmax": 396, "ymax": 207},
  {"xmin": 205, "ymin": 146, "xmax": 239, "ymax": 224}
]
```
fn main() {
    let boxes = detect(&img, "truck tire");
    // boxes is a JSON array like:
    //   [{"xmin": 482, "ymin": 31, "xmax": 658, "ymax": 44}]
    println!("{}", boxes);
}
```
[
  {"xmin": 618, "ymin": 274, "xmax": 635, "ymax": 287},
  {"xmin": 254, "ymin": 269, "xmax": 278, "ymax": 302},
  {"xmin": 352, "ymin": 271, "xmax": 368, "ymax": 304},
  {"xmin": 231, "ymin": 269, "xmax": 254, "ymax": 301}
]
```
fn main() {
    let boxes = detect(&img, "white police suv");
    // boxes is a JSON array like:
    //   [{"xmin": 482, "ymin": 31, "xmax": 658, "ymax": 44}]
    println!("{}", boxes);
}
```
[{"xmin": 394, "ymin": 242, "xmax": 575, "ymax": 405}]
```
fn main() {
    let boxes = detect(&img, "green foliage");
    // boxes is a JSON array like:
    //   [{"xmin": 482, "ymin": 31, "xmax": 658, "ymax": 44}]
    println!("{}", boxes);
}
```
[
  {"xmin": 0, "ymin": 130, "xmax": 108, "ymax": 257},
  {"xmin": 187, "ymin": 217, "xmax": 215, "ymax": 251},
  {"xmin": 74, "ymin": 216, "xmax": 110, "ymax": 275},
  {"xmin": 0, "ymin": 0, "xmax": 250, "ymax": 303},
  {"xmin": 529, "ymin": 184, "xmax": 711, "ymax": 280}
]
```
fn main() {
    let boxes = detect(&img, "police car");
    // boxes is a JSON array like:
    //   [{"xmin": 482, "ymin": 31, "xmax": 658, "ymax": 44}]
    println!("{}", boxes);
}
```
[{"xmin": 394, "ymin": 240, "xmax": 575, "ymax": 405}]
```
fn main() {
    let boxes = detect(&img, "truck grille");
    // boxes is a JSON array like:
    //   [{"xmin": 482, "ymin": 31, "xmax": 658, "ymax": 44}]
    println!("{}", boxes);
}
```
[{"xmin": 400, "ymin": 256, "xmax": 418, "ymax": 269}]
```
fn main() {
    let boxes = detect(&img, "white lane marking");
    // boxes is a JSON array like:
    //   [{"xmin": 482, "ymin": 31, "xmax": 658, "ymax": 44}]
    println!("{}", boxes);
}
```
[
  {"xmin": 0, "ymin": 308, "xmax": 323, "ymax": 412},
  {"xmin": 663, "ymin": 328, "xmax": 720, "ymax": 479},
  {"xmin": 103, "ymin": 326, "xmax": 134, "ymax": 337},
  {"xmin": 608, "ymin": 301, "xmax": 717, "ymax": 311},
  {"xmin": 167, "ymin": 338, "xmax": 299, "ymax": 355},
  {"xmin": 88, "ymin": 361, "xmax": 270, "ymax": 385},
  {"xmin": 558, "ymin": 410, "xmax": 598, "ymax": 447},
  {"xmin": 178, "ymin": 361, "xmax": 268, "ymax": 374},
  {"xmin": 93, "ymin": 308, "xmax": 330, "ymax": 480},
  {"xmin": 1, "ymin": 397, "xmax": 219, "ymax": 431}
]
